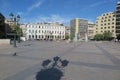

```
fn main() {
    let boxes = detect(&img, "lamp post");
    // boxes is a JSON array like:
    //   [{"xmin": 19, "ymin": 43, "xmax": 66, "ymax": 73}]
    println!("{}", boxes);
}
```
[
  {"xmin": 9, "ymin": 13, "xmax": 20, "ymax": 46},
  {"xmin": 13, "ymin": 29, "xmax": 16, "ymax": 47}
]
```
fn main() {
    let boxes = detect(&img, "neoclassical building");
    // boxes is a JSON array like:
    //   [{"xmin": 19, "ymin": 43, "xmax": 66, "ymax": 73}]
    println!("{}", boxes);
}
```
[{"xmin": 25, "ymin": 22, "xmax": 65, "ymax": 40}]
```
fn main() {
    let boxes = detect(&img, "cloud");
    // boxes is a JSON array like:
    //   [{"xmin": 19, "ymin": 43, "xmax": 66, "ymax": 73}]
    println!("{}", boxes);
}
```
[
  {"xmin": 22, "ymin": 14, "xmax": 70, "ymax": 25},
  {"xmin": 28, "ymin": 0, "xmax": 44, "ymax": 12},
  {"xmin": 38, "ymin": 15, "xmax": 69, "ymax": 24}
]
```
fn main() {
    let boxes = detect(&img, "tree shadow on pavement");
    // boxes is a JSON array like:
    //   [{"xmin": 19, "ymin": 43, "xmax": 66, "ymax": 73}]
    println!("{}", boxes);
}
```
[{"xmin": 36, "ymin": 56, "xmax": 69, "ymax": 80}]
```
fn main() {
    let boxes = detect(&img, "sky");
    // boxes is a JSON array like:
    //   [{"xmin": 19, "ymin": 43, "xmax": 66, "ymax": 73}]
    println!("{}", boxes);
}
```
[{"xmin": 0, "ymin": 0, "xmax": 118, "ymax": 25}]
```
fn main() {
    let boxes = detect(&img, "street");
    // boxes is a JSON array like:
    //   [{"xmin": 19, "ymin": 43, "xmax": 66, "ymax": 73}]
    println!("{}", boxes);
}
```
[{"xmin": 0, "ymin": 41, "xmax": 120, "ymax": 80}]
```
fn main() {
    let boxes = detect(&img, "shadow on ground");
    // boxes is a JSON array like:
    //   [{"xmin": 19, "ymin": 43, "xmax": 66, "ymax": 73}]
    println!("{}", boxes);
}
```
[{"xmin": 36, "ymin": 56, "xmax": 69, "ymax": 80}]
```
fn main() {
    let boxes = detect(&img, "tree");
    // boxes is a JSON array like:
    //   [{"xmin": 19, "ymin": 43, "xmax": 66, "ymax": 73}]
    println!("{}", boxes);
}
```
[
  {"xmin": 94, "ymin": 34, "xmax": 104, "ymax": 41},
  {"xmin": 65, "ymin": 33, "xmax": 69, "ymax": 40},
  {"xmin": 12, "ymin": 24, "xmax": 23, "ymax": 36},
  {"xmin": 60, "ymin": 24, "xmax": 64, "ymax": 26},
  {"xmin": 103, "ymin": 31, "xmax": 113, "ymax": 41},
  {"xmin": 116, "ymin": 34, "xmax": 120, "ymax": 42}
]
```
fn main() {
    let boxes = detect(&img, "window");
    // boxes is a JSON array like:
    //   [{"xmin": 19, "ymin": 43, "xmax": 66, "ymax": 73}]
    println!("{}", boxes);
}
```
[
  {"xmin": 108, "ymin": 27, "xmax": 110, "ymax": 29},
  {"xmin": 104, "ymin": 20, "xmax": 106, "ymax": 22},
  {"xmin": 32, "ymin": 35, "xmax": 34, "ymax": 38},
  {"xmin": 35, "ymin": 30, "xmax": 37, "ymax": 33},
  {"xmin": 104, "ymin": 27, "xmax": 106, "ymax": 29},
  {"xmin": 32, "ymin": 30, "xmax": 34, "ymax": 33},
  {"xmin": 112, "ymin": 26, "xmax": 114, "ymax": 28},
  {"xmin": 29, "ymin": 35, "xmax": 31, "ymax": 39},
  {"xmin": 101, "ymin": 27, "xmax": 103, "ymax": 29},
  {"xmin": 108, "ymin": 23, "xmax": 110, "ymax": 25}
]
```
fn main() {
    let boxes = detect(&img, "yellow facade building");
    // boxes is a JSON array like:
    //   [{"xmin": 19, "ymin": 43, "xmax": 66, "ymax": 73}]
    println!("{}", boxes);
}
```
[{"xmin": 95, "ymin": 12, "xmax": 116, "ymax": 37}]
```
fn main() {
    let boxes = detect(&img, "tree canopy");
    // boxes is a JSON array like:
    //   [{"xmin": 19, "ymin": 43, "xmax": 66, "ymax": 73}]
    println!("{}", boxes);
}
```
[
  {"xmin": 11, "ymin": 24, "xmax": 22, "ymax": 36},
  {"xmin": 94, "ymin": 34, "xmax": 104, "ymax": 41},
  {"xmin": 103, "ymin": 31, "xmax": 113, "ymax": 41}
]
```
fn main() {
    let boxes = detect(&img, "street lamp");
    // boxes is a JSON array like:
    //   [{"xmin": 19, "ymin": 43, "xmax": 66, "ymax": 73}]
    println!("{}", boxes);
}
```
[
  {"xmin": 13, "ymin": 28, "xmax": 16, "ymax": 47},
  {"xmin": 9, "ymin": 13, "xmax": 20, "ymax": 46}
]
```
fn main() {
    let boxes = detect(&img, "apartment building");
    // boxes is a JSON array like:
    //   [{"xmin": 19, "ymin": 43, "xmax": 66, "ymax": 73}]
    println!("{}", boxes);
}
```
[
  {"xmin": 25, "ymin": 22, "xmax": 65, "ymax": 40},
  {"xmin": 95, "ymin": 12, "xmax": 116, "ymax": 37},
  {"xmin": 88, "ymin": 22, "xmax": 95, "ymax": 39},
  {"xmin": 70, "ymin": 18, "xmax": 88, "ymax": 41},
  {"xmin": 116, "ymin": 1, "xmax": 120, "ymax": 35}
]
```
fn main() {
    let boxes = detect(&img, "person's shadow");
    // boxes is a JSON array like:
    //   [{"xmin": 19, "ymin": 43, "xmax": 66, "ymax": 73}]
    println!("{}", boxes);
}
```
[{"xmin": 36, "ymin": 56, "xmax": 69, "ymax": 80}]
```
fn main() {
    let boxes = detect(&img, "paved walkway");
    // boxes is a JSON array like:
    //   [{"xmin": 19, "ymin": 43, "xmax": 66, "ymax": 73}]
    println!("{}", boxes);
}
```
[{"xmin": 0, "ymin": 41, "xmax": 120, "ymax": 80}]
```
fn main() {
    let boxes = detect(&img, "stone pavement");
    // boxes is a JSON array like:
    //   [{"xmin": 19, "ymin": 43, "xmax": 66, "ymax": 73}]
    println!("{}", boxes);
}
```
[{"xmin": 0, "ymin": 41, "xmax": 120, "ymax": 80}]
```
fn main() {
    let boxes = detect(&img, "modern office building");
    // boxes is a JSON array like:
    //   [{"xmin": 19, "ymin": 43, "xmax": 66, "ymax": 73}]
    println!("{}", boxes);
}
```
[
  {"xmin": 88, "ymin": 22, "xmax": 95, "ymax": 39},
  {"xmin": 116, "ymin": 1, "xmax": 120, "ymax": 35},
  {"xmin": 95, "ymin": 12, "xmax": 116, "ymax": 37},
  {"xmin": 25, "ymin": 22, "xmax": 65, "ymax": 40},
  {"xmin": 70, "ymin": 18, "xmax": 88, "ymax": 41}
]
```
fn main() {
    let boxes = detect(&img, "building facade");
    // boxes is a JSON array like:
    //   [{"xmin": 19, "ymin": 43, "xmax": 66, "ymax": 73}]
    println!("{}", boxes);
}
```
[
  {"xmin": 70, "ymin": 18, "xmax": 88, "ymax": 41},
  {"xmin": 25, "ymin": 23, "xmax": 65, "ymax": 40},
  {"xmin": 116, "ymin": 1, "xmax": 120, "ymax": 35},
  {"xmin": 0, "ymin": 13, "xmax": 5, "ymax": 38},
  {"xmin": 95, "ymin": 12, "xmax": 116, "ymax": 37},
  {"xmin": 88, "ymin": 23, "xmax": 95, "ymax": 39}
]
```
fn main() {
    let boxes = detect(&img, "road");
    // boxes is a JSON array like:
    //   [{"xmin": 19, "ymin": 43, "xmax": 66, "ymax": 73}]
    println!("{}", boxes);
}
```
[{"xmin": 0, "ymin": 41, "xmax": 120, "ymax": 80}]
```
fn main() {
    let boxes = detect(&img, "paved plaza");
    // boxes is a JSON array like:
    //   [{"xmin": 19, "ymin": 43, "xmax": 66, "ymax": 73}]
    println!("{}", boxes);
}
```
[{"xmin": 0, "ymin": 41, "xmax": 120, "ymax": 80}]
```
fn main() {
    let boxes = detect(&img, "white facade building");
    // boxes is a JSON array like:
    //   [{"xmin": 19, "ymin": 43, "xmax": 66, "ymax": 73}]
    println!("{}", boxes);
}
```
[{"xmin": 25, "ymin": 23, "xmax": 65, "ymax": 40}]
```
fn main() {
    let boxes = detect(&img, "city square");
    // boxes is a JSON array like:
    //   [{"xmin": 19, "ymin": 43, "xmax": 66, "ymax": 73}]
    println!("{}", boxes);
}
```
[
  {"xmin": 0, "ymin": 41, "xmax": 120, "ymax": 80},
  {"xmin": 1, "ymin": 0, "xmax": 120, "ymax": 80}
]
